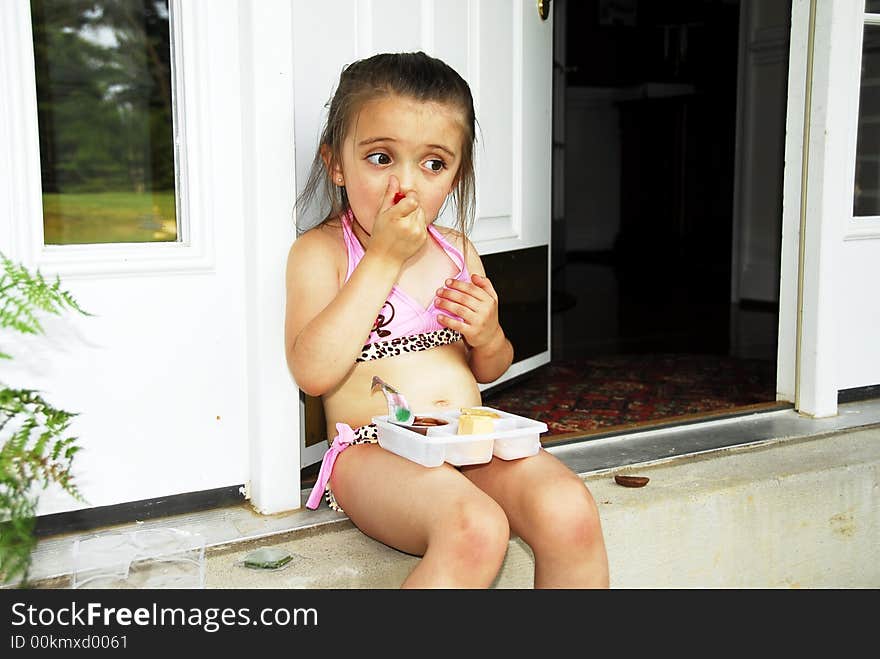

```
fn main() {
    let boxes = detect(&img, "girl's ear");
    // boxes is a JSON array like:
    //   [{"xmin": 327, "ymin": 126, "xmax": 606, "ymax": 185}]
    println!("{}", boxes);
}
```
[{"xmin": 320, "ymin": 144, "xmax": 344, "ymax": 186}]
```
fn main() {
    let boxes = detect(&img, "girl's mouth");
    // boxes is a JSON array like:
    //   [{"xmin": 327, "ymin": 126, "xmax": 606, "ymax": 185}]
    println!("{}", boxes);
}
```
[{"xmin": 392, "ymin": 192, "xmax": 405, "ymax": 205}]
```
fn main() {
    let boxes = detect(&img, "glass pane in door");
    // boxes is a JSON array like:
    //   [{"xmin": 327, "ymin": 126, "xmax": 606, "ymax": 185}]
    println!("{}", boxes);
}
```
[
  {"xmin": 854, "ymin": 24, "xmax": 880, "ymax": 217},
  {"xmin": 31, "ymin": 0, "xmax": 177, "ymax": 245}
]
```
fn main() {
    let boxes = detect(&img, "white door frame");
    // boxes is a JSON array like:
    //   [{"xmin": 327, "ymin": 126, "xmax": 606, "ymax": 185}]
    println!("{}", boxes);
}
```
[
  {"xmin": 238, "ymin": 0, "xmax": 301, "ymax": 514},
  {"xmin": 778, "ymin": 0, "xmax": 868, "ymax": 418}
]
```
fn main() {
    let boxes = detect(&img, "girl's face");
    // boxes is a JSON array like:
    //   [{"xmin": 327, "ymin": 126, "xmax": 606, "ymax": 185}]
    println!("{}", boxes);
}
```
[{"xmin": 331, "ymin": 94, "xmax": 465, "ymax": 233}]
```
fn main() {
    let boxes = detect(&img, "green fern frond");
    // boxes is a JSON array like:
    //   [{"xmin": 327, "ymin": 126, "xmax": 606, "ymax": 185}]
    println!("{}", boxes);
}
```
[
  {"xmin": 0, "ymin": 252, "xmax": 90, "ymax": 586},
  {"xmin": 0, "ymin": 251, "xmax": 93, "ymax": 336},
  {"xmin": 0, "ymin": 387, "xmax": 84, "ymax": 502},
  {"xmin": 0, "ymin": 492, "xmax": 38, "ymax": 586}
]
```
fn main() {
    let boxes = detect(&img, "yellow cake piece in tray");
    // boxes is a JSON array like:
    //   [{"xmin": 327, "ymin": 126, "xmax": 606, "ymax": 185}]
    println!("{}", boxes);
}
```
[
  {"xmin": 457, "ymin": 414, "xmax": 496, "ymax": 435},
  {"xmin": 459, "ymin": 407, "xmax": 501, "ymax": 418}
]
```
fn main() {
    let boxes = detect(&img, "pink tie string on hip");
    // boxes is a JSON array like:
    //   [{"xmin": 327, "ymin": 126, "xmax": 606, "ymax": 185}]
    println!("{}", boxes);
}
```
[{"xmin": 305, "ymin": 423, "xmax": 356, "ymax": 510}]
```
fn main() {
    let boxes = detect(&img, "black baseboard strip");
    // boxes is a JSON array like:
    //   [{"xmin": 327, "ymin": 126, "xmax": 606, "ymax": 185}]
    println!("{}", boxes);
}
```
[
  {"xmin": 838, "ymin": 385, "xmax": 880, "ymax": 404},
  {"xmin": 34, "ymin": 485, "xmax": 246, "ymax": 538}
]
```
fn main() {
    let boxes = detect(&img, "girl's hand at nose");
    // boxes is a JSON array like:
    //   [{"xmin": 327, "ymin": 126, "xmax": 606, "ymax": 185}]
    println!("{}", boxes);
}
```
[{"xmin": 369, "ymin": 175, "xmax": 428, "ymax": 267}]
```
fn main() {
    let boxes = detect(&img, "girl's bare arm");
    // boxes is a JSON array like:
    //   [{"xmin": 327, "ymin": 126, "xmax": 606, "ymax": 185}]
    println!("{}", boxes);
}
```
[{"xmin": 284, "ymin": 228, "xmax": 399, "ymax": 396}]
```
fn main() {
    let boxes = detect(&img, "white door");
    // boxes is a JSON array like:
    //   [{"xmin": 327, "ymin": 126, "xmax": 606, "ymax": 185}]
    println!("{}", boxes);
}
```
[
  {"xmin": 0, "ymin": 1, "xmax": 298, "ymax": 515},
  {"xmin": 291, "ymin": 0, "xmax": 554, "ymax": 467},
  {"xmin": 778, "ymin": 0, "xmax": 880, "ymax": 416}
]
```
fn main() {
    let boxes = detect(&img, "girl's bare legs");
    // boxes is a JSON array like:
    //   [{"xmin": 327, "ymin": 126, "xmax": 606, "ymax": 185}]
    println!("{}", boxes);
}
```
[
  {"xmin": 329, "ymin": 443, "xmax": 510, "ymax": 588},
  {"xmin": 461, "ymin": 449, "xmax": 609, "ymax": 589}
]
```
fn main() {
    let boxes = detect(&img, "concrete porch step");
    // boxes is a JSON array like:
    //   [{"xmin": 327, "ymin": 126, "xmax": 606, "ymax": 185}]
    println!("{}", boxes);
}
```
[
  {"xmin": 21, "ymin": 401, "xmax": 880, "ymax": 590},
  {"xmin": 203, "ymin": 424, "xmax": 880, "ymax": 588}
]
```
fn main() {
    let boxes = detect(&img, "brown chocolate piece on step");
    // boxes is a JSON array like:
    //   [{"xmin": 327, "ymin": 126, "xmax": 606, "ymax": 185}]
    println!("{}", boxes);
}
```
[{"xmin": 614, "ymin": 474, "xmax": 650, "ymax": 488}]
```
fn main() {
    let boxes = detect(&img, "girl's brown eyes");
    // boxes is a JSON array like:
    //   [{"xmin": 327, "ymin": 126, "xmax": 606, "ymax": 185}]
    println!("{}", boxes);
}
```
[{"xmin": 365, "ymin": 153, "xmax": 445, "ymax": 172}]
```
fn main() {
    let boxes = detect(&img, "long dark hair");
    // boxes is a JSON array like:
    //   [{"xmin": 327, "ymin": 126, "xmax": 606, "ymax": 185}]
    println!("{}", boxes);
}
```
[{"xmin": 295, "ymin": 51, "xmax": 478, "ymax": 239}]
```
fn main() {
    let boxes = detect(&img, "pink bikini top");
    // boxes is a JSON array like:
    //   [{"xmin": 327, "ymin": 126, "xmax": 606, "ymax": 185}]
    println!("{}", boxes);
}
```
[{"xmin": 340, "ymin": 209, "xmax": 469, "ymax": 361}]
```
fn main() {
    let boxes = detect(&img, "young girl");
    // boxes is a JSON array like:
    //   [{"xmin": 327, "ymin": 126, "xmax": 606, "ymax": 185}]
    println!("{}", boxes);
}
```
[{"xmin": 285, "ymin": 51, "xmax": 609, "ymax": 588}]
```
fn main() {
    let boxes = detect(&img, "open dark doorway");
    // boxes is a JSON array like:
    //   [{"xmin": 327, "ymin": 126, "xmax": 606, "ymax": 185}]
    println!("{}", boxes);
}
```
[{"xmin": 483, "ymin": 0, "xmax": 793, "ymax": 440}]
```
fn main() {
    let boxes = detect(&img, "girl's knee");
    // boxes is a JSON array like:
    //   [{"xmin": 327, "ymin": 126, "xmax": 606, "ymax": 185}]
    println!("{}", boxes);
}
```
[
  {"xmin": 440, "ymin": 497, "xmax": 510, "ymax": 565},
  {"xmin": 528, "ymin": 478, "xmax": 604, "ymax": 549}
]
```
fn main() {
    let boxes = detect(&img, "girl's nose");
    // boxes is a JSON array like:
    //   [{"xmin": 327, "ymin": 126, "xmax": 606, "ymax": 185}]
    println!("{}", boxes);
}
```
[{"xmin": 395, "ymin": 163, "xmax": 419, "ymax": 194}]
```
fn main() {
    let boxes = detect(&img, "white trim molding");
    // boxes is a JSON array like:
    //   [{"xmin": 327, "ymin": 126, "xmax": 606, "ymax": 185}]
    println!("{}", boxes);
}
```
[
  {"xmin": 0, "ymin": 0, "xmax": 44, "ymax": 265},
  {"xmin": 239, "ymin": 0, "xmax": 301, "ymax": 514},
  {"xmin": 777, "ymin": 0, "xmax": 810, "ymax": 405},
  {"xmin": 793, "ymin": 0, "xmax": 865, "ymax": 417},
  {"xmin": 0, "ymin": 0, "xmax": 220, "ymax": 279}
]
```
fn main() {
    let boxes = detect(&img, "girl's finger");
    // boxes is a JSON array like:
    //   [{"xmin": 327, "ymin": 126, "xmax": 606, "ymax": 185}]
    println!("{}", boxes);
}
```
[
  {"xmin": 470, "ymin": 273, "xmax": 498, "ymax": 300},
  {"xmin": 436, "ymin": 285, "xmax": 479, "ymax": 313},
  {"xmin": 378, "ymin": 175, "xmax": 400, "ymax": 212},
  {"xmin": 436, "ymin": 313, "xmax": 465, "ymax": 332},
  {"xmin": 442, "ymin": 277, "xmax": 487, "ymax": 302},
  {"xmin": 380, "ymin": 176, "xmax": 416, "ymax": 216},
  {"xmin": 434, "ymin": 296, "xmax": 474, "ymax": 320}
]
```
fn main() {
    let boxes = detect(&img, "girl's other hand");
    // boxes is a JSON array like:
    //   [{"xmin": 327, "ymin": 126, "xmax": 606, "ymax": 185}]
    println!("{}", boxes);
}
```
[
  {"xmin": 368, "ymin": 175, "xmax": 428, "ymax": 267},
  {"xmin": 434, "ymin": 273, "xmax": 506, "ymax": 351}
]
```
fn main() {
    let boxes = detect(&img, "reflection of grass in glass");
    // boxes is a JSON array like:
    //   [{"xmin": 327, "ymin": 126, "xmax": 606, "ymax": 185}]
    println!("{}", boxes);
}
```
[{"xmin": 42, "ymin": 191, "xmax": 177, "ymax": 245}]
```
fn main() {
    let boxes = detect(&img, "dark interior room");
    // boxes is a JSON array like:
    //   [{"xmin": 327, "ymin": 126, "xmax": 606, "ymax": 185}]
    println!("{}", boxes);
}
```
[{"xmin": 483, "ymin": 0, "xmax": 791, "ymax": 440}]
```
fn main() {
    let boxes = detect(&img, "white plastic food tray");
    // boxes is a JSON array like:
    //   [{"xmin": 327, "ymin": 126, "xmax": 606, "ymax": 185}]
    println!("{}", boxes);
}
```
[{"xmin": 373, "ymin": 406, "xmax": 547, "ymax": 468}]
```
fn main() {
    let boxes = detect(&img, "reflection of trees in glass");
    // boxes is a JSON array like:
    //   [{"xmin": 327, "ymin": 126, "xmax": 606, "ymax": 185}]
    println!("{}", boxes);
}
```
[{"xmin": 31, "ymin": 0, "xmax": 173, "ymax": 195}]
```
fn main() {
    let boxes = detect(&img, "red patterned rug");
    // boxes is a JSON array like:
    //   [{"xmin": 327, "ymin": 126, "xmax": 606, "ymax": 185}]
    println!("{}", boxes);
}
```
[{"xmin": 482, "ymin": 353, "xmax": 776, "ymax": 437}]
